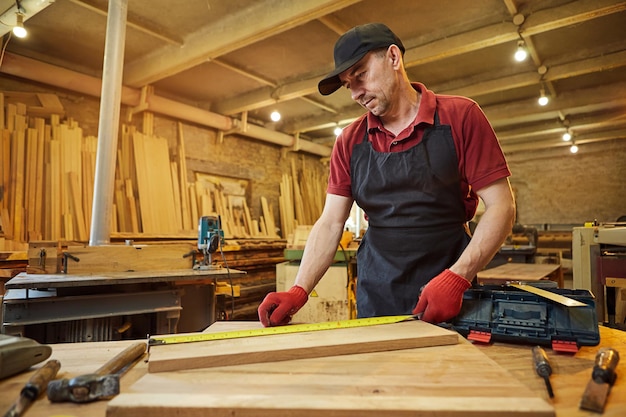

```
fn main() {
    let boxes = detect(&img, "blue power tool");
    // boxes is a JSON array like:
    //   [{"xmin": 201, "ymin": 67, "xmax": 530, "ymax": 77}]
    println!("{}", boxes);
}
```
[{"xmin": 195, "ymin": 215, "xmax": 224, "ymax": 270}]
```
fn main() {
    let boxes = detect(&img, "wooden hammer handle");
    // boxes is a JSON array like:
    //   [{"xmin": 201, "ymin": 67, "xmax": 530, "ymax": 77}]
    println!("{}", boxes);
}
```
[{"xmin": 94, "ymin": 342, "xmax": 146, "ymax": 376}]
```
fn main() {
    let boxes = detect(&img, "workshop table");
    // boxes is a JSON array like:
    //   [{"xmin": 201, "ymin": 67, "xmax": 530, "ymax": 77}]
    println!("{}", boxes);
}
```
[{"xmin": 0, "ymin": 324, "xmax": 624, "ymax": 416}]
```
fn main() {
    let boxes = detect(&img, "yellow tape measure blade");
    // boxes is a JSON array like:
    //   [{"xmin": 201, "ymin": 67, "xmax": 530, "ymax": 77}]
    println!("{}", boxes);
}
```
[{"xmin": 149, "ymin": 314, "xmax": 414, "ymax": 346}]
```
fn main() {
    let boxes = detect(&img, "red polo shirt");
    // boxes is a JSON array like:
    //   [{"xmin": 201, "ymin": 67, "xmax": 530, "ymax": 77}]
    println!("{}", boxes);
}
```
[{"xmin": 327, "ymin": 82, "xmax": 511, "ymax": 221}]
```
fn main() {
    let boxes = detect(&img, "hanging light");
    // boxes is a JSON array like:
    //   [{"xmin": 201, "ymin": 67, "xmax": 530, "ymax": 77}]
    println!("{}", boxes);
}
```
[
  {"xmin": 334, "ymin": 126, "xmax": 343, "ymax": 136},
  {"xmin": 570, "ymin": 144, "xmax": 579, "ymax": 154},
  {"xmin": 538, "ymin": 88, "xmax": 549, "ymax": 106},
  {"xmin": 562, "ymin": 129, "xmax": 572, "ymax": 141},
  {"xmin": 13, "ymin": 12, "xmax": 27, "ymax": 38},
  {"xmin": 514, "ymin": 40, "xmax": 528, "ymax": 62},
  {"xmin": 270, "ymin": 111, "xmax": 281, "ymax": 122}
]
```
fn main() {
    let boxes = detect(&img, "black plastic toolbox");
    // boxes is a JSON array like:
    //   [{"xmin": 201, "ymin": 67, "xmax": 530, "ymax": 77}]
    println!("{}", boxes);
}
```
[{"xmin": 451, "ymin": 286, "xmax": 600, "ymax": 352}]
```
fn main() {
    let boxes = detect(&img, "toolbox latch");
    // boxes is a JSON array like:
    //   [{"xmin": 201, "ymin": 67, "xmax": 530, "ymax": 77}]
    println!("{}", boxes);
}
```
[
  {"xmin": 552, "ymin": 339, "xmax": 579, "ymax": 353},
  {"xmin": 468, "ymin": 330, "xmax": 492, "ymax": 344}
]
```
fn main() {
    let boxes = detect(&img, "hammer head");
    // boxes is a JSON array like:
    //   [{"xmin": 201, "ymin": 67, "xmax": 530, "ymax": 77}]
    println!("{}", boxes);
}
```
[{"xmin": 47, "ymin": 373, "xmax": 120, "ymax": 403}]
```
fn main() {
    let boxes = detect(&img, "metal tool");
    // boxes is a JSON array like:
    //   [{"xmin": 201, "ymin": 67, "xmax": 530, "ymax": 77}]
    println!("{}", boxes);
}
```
[
  {"xmin": 194, "ymin": 215, "xmax": 224, "ymax": 270},
  {"xmin": 532, "ymin": 346, "xmax": 554, "ymax": 398},
  {"xmin": 508, "ymin": 282, "xmax": 587, "ymax": 307},
  {"xmin": 149, "ymin": 314, "xmax": 417, "ymax": 346},
  {"xmin": 47, "ymin": 341, "xmax": 146, "ymax": 403},
  {"xmin": 580, "ymin": 347, "xmax": 620, "ymax": 413},
  {"xmin": 0, "ymin": 335, "xmax": 52, "ymax": 380},
  {"xmin": 3, "ymin": 359, "xmax": 61, "ymax": 417}
]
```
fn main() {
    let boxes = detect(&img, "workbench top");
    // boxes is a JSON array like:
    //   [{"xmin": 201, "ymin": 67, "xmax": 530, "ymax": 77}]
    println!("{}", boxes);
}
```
[{"xmin": 1, "ymin": 324, "xmax": 624, "ymax": 416}]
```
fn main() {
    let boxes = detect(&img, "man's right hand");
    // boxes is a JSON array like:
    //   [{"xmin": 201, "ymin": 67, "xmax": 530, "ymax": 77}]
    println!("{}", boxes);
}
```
[{"xmin": 258, "ymin": 285, "xmax": 309, "ymax": 327}]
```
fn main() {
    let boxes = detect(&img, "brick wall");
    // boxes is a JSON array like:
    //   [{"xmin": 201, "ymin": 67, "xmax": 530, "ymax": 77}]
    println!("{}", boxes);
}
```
[{"xmin": 507, "ymin": 140, "xmax": 626, "ymax": 225}]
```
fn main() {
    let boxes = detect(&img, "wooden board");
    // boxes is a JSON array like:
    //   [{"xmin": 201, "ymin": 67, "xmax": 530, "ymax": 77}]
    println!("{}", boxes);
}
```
[
  {"xmin": 60, "ymin": 243, "xmax": 195, "ymax": 274},
  {"xmin": 148, "ymin": 320, "xmax": 458, "ymax": 373},
  {"xmin": 108, "ymin": 323, "xmax": 554, "ymax": 416},
  {"xmin": 477, "ymin": 263, "xmax": 561, "ymax": 283}
]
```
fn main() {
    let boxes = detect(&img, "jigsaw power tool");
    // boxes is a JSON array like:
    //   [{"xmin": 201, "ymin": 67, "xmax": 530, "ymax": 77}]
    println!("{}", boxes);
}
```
[{"xmin": 194, "ymin": 215, "xmax": 224, "ymax": 270}]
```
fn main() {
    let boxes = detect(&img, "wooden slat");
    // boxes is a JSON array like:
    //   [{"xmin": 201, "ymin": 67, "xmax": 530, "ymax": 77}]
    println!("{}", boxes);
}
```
[
  {"xmin": 148, "ymin": 320, "xmax": 458, "ymax": 373},
  {"xmin": 177, "ymin": 122, "xmax": 192, "ymax": 231},
  {"xmin": 11, "ymin": 115, "xmax": 26, "ymax": 242},
  {"xmin": 108, "ymin": 321, "xmax": 553, "ymax": 417}
]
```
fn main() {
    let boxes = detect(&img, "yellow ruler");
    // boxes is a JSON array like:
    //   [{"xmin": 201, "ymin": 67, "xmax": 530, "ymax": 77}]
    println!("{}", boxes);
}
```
[
  {"xmin": 508, "ymin": 283, "xmax": 587, "ymax": 307},
  {"xmin": 148, "ymin": 315, "xmax": 415, "ymax": 346}
]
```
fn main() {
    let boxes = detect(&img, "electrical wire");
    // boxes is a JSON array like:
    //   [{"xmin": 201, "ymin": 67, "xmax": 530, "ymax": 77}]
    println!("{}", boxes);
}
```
[{"xmin": 0, "ymin": 33, "xmax": 12, "ymax": 68}]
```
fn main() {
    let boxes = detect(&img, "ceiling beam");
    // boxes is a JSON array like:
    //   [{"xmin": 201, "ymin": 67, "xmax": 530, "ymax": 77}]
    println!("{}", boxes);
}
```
[
  {"xmin": 67, "ymin": 0, "xmax": 183, "ymax": 45},
  {"xmin": 123, "ymin": 0, "xmax": 363, "ymax": 87},
  {"xmin": 215, "ymin": 0, "xmax": 626, "ymax": 122},
  {"xmin": 282, "ymin": 50, "xmax": 626, "ymax": 135}
]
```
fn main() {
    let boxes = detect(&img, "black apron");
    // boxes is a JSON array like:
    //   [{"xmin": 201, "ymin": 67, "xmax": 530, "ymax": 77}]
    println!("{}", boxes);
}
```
[{"xmin": 351, "ymin": 113, "xmax": 471, "ymax": 317}]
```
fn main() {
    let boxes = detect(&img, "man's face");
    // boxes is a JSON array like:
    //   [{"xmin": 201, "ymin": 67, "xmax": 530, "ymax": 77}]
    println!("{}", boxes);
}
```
[{"xmin": 338, "ymin": 49, "xmax": 394, "ymax": 117}]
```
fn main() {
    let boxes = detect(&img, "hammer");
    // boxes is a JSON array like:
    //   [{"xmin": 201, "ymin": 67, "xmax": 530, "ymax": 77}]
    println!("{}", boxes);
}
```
[{"xmin": 47, "ymin": 341, "xmax": 146, "ymax": 403}]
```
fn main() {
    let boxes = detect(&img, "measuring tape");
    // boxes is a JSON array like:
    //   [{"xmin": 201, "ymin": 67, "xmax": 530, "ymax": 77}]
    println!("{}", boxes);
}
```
[{"xmin": 148, "ymin": 315, "xmax": 415, "ymax": 346}]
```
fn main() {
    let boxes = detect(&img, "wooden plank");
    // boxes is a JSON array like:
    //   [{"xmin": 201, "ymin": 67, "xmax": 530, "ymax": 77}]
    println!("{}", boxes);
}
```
[
  {"xmin": 0, "ymin": 92, "xmax": 4, "ymax": 129},
  {"xmin": 109, "ymin": 322, "xmax": 553, "ymax": 417},
  {"xmin": 177, "ymin": 122, "xmax": 192, "ymax": 231},
  {"xmin": 477, "ymin": 263, "xmax": 560, "ymax": 281},
  {"xmin": 67, "ymin": 171, "xmax": 88, "ymax": 241},
  {"xmin": 33, "ymin": 119, "xmax": 46, "ymax": 238},
  {"xmin": 147, "ymin": 320, "xmax": 458, "ymax": 373},
  {"xmin": 11, "ymin": 115, "xmax": 26, "ymax": 242},
  {"xmin": 61, "ymin": 243, "xmax": 195, "ymax": 274}
]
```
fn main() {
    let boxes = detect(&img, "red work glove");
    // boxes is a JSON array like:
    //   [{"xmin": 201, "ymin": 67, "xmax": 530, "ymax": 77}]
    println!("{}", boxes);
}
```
[
  {"xmin": 258, "ymin": 285, "xmax": 308, "ymax": 327},
  {"xmin": 412, "ymin": 269, "xmax": 471, "ymax": 324}
]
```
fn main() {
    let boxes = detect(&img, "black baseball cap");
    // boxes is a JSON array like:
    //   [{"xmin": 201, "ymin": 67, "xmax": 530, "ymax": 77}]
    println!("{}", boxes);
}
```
[{"xmin": 318, "ymin": 23, "xmax": 405, "ymax": 96}]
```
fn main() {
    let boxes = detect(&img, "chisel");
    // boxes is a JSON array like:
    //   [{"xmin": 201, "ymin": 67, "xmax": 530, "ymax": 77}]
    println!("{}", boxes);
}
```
[{"xmin": 3, "ymin": 359, "xmax": 61, "ymax": 417}]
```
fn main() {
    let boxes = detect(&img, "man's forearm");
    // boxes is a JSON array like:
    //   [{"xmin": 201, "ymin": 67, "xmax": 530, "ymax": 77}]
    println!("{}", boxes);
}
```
[
  {"xmin": 450, "ymin": 179, "xmax": 515, "ymax": 280},
  {"xmin": 294, "ymin": 220, "xmax": 345, "ymax": 293}
]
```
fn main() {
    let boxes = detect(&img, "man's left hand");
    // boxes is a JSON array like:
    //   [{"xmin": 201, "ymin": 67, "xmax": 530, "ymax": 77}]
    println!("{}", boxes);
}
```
[{"xmin": 412, "ymin": 269, "xmax": 471, "ymax": 323}]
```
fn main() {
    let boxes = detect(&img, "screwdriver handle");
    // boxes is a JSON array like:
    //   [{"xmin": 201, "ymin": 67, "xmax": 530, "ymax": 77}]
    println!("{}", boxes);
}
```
[
  {"xmin": 22, "ymin": 359, "xmax": 61, "ymax": 400},
  {"xmin": 532, "ymin": 346, "xmax": 554, "ymax": 398},
  {"xmin": 532, "ymin": 346, "xmax": 552, "ymax": 377},
  {"xmin": 592, "ymin": 347, "xmax": 619, "ymax": 385}
]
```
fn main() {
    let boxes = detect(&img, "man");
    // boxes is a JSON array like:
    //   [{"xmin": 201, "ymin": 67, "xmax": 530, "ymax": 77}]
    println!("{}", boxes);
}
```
[{"xmin": 258, "ymin": 23, "xmax": 515, "ymax": 326}]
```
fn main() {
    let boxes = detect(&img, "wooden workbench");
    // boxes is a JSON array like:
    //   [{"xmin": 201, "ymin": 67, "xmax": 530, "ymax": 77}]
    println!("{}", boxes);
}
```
[
  {"xmin": 0, "ymin": 324, "xmax": 624, "ymax": 416},
  {"xmin": 477, "ymin": 262, "xmax": 564, "ymax": 288}
]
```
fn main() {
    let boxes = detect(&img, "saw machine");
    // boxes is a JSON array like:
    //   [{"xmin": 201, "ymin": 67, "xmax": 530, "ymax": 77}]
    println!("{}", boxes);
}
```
[{"xmin": 573, "ymin": 223, "xmax": 626, "ymax": 327}]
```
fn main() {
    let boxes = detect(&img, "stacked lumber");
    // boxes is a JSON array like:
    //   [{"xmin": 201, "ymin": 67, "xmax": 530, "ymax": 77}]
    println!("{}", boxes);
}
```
[
  {"xmin": 279, "ymin": 158, "xmax": 327, "ymax": 240},
  {"xmin": 0, "ymin": 93, "xmax": 97, "ymax": 248},
  {"xmin": 1, "ymin": 92, "xmax": 327, "ymax": 246}
]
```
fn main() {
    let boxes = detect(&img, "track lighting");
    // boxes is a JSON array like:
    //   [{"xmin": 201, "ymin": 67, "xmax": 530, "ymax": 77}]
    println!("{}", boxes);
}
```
[
  {"xmin": 514, "ymin": 40, "xmax": 528, "ymax": 62},
  {"xmin": 538, "ymin": 88, "xmax": 549, "ymax": 106},
  {"xmin": 13, "ymin": 12, "xmax": 27, "ymax": 38}
]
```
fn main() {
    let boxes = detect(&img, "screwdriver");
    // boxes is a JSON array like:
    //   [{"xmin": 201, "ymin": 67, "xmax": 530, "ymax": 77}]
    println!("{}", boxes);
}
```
[{"xmin": 532, "ymin": 346, "xmax": 554, "ymax": 398}]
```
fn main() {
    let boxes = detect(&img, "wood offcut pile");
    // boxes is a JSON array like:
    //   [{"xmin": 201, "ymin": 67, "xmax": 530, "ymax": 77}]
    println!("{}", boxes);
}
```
[{"xmin": 0, "ymin": 91, "xmax": 327, "ymax": 250}]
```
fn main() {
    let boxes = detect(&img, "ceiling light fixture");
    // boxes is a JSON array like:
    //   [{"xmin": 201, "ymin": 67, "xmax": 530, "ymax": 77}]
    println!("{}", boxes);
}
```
[
  {"xmin": 13, "ymin": 12, "xmax": 27, "ymax": 38},
  {"xmin": 514, "ymin": 40, "xmax": 528, "ymax": 62},
  {"xmin": 270, "ymin": 111, "xmax": 281, "ymax": 122},
  {"xmin": 570, "ymin": 143, "xmax": 579, "ymax": 154},
  {"xmin": 334, "ymin": 126, "xmax": 343, "ymax": 136},
  {"xmin": 562, "ymin": 130, "xmax": 572, "ymax": 142},
  {"xmin": 538, "ymin": 88, "xmax": 549, "ymax": 106}
]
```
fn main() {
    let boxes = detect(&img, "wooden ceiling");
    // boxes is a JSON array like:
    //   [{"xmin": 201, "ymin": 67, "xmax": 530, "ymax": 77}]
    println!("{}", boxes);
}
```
[{"xmin": 1, "ymin": 0, "xmax": 625, "ymax": 156}]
